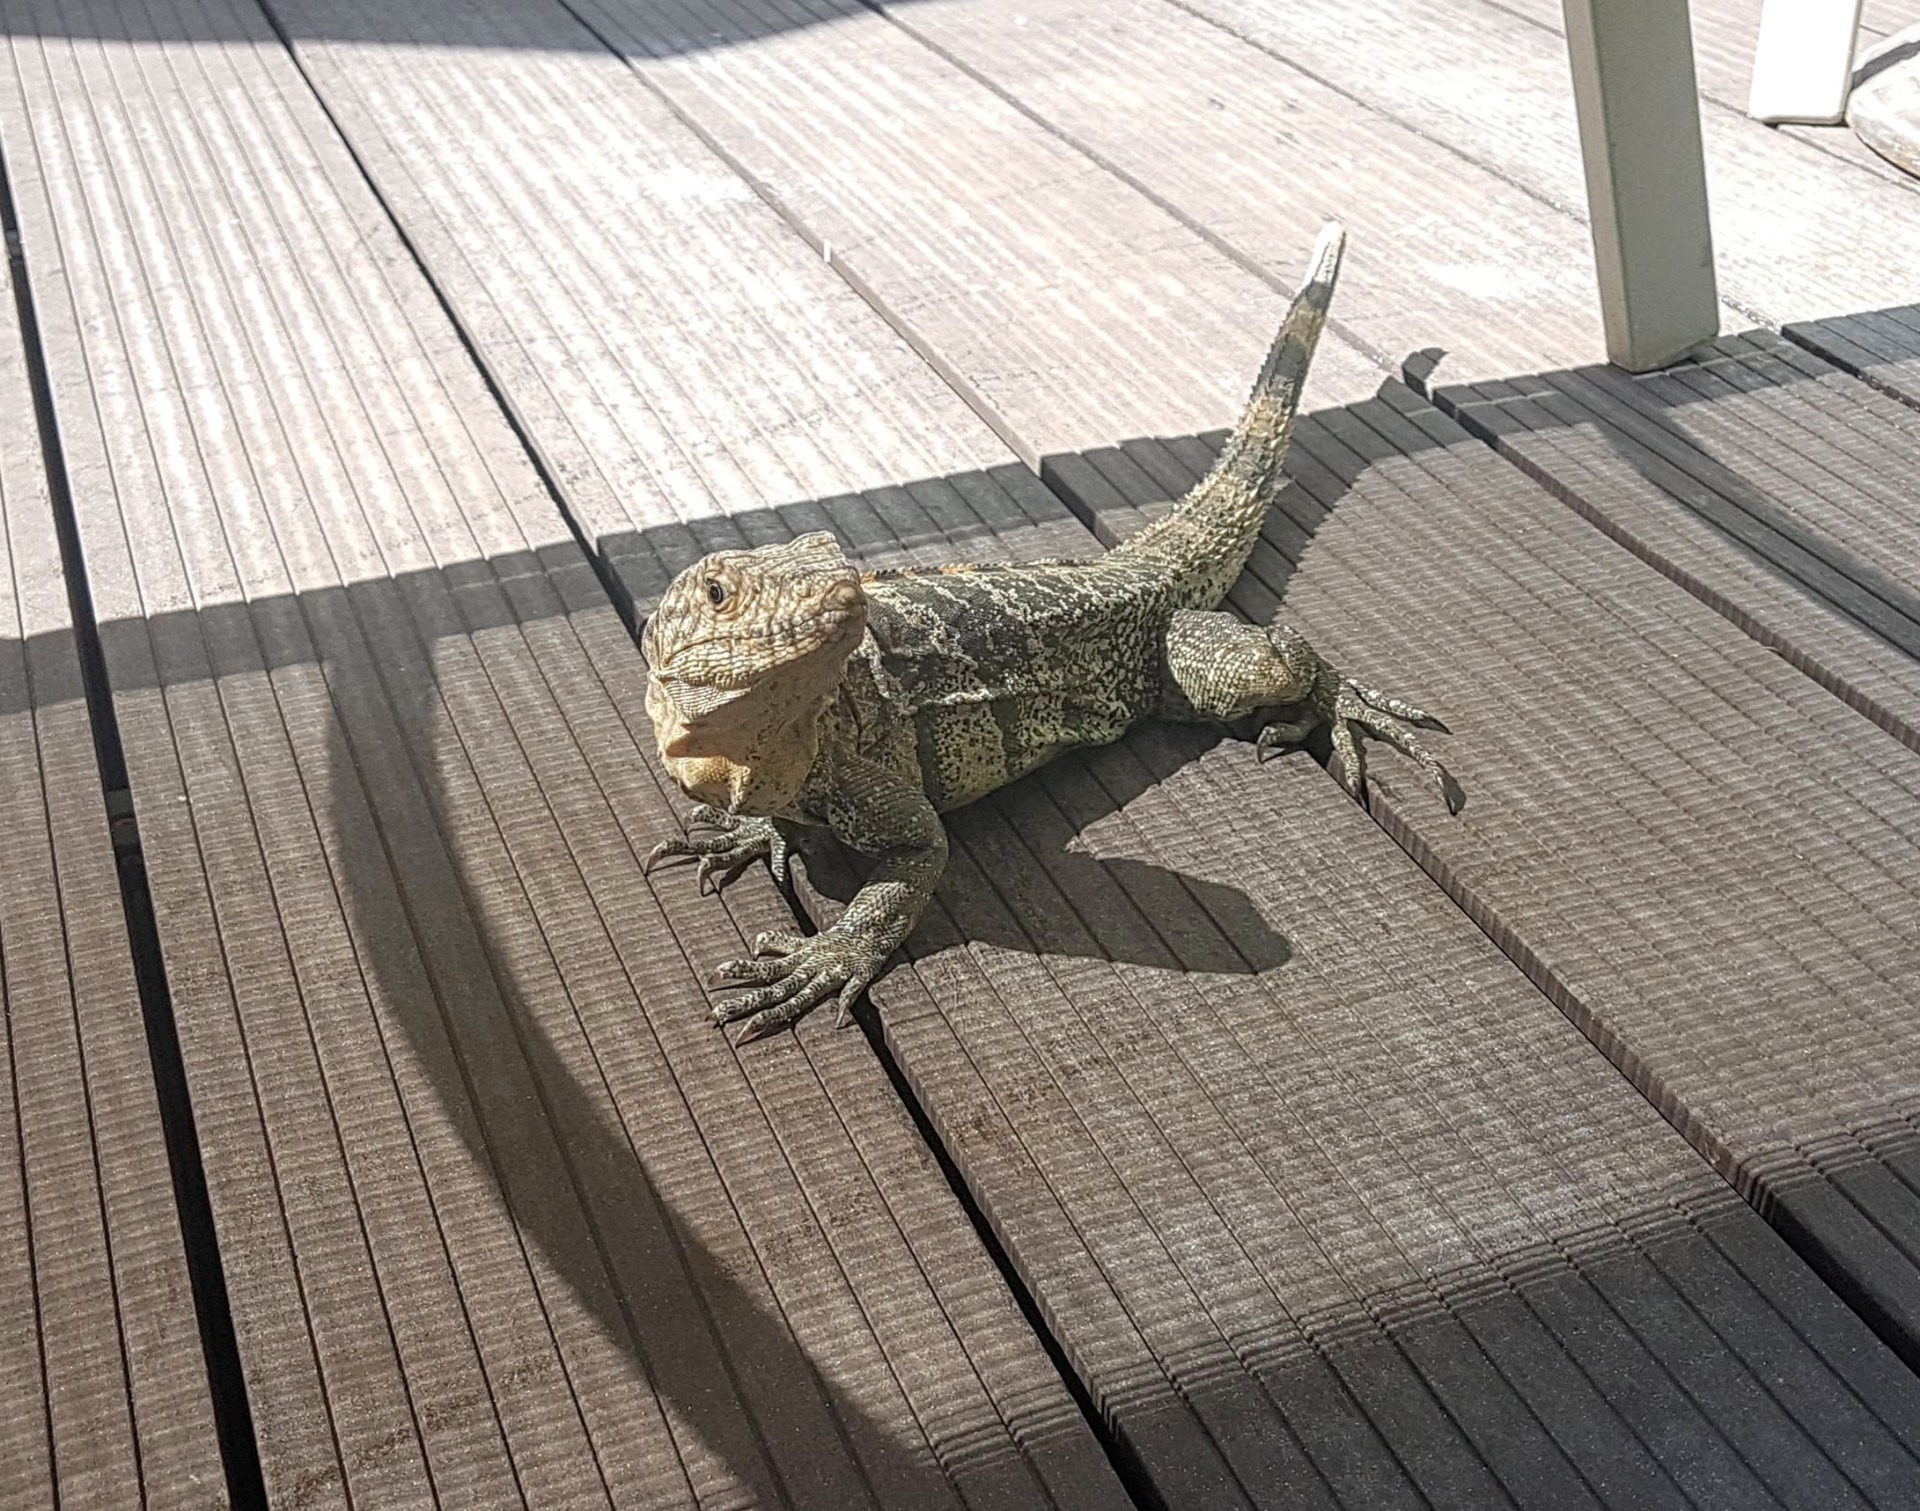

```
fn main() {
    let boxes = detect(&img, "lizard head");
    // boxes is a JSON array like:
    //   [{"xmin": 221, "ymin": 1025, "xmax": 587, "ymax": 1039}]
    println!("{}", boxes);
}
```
[{"xmin": 641, "ymin": 530, "xmax": 867, "ymax": 813}]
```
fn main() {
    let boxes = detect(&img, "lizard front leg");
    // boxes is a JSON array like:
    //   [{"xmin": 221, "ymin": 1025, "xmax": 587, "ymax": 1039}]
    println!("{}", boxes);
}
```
[
  {"xmin": 1160, "ymin": 609, "xmax": 1460, "ymax": 812},
  {"xmin": 707, "ymin": 762, "xmax": 948, "ymax": 1043}
]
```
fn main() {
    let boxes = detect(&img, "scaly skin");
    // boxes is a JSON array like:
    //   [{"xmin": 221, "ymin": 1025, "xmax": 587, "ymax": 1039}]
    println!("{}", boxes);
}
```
[{"xmin": 642, "ymin": 224, "xmax": 1456, "ymax": 1041}]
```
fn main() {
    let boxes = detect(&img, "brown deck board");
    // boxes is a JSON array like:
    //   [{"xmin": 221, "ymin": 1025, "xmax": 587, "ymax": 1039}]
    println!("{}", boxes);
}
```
[
  {"xmin": 1408, "ymin": 333, "xmax": 1920, "ymax": 1367},
  {"xmin": 1129, "ymin": 378, "xmax": 1920, "ymax": 1386},
  {"xmin": 0, "ymin": 150, "xmax": 226, "ymax": 1507},
  {"xmin": 260, "ymin": 8, "xmax": 1920, "ymax": 1504},
  {"xmin": 0, "ymin": 2, "xmax": 1120, "ymax": 1506},
  {"xmin": 1419, "ymin": 334, "xmax": 1920, "ymax": 753}
]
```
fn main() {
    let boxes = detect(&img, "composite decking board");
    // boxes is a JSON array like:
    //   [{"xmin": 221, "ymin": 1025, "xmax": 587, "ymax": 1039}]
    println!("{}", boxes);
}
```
[
  {"xmin": 1790, "ymin": 306, "xmax": 1920, "ymax": 417},
  {"xmin": 566, "ymin": 0, "xmax": 1390, "ymax": 448},
  {"xmin": 873, "ymin": 0, "xmax": 1610, "ymax": 386},
  {"xmin": 0, "ymin": 115, "xmax": 226, "ymax": 1511},
  {"xmin": 268, "ymin": 0, "xmax": 1081, "ymax": 619},
  {"xmin": 1119, "ymin": 378, "xmax": 1920, "ymax": 1384},
  {"xmin": 1420, "ymin": 334, "xmax": 1920, "ymax": 747},
  {"xmin": 1106, "ymin": 403, "xmax": 1920, "ymax": 1421},
  {"xmin": 1167, "ymin": 0, "xmax": 1920, "ymax": 329},
  {"xmin": 262, "ymin": 4, "xmax": 1920, "ymax": 1501},
  {"xmin": 1, "ymin": 4, "xmax": 1119, "ymax": 1509},
  {"xmin": 701, "ymin": 470, "xmax": 1920, "ymax": 1507},
  {"xmin": 819, "ymin": 701, "xmax": 1920, "ymax": 1508},
  {"xmin": 1431, "ymin": 368, "xmax": 1920, "ymax": 755}
]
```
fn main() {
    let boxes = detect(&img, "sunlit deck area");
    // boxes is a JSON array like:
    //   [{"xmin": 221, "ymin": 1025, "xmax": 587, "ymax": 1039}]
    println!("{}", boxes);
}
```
[{"xmin": 5, "ymin": 1, "xmax": 1920, "ymax": 1507}]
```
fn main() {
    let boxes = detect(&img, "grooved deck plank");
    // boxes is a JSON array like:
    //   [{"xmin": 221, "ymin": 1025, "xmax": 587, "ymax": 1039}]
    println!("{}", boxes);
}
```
[
  {"xmin": 1164, "ymin": 0, "xmax": 1920, "ymax": 329},
  {"xmin": 565, "ymin": 0, "xmax": 1391, "ymax": 452},
  {"xmin": 261, "ymin": 8, "xmax": 1920, "ymax": 1504},
  {"xmin": 0, "ymin": 133, "xmax": 227, "ymax": 1509},
  {"xmin": 265, "ymin": 0, "xmax": 1085, "ymax": 621},
  {"xmin": 795, "ymin": 607, "xmax": 1920, "ymax": 1508},
  {"xmin": 1094, "ymin": 376, "xmax": 1920, "ymax": 1399},
  {"xmin": 1421, "ymin": 333, "xmax": 1920, "ymax": 755},
  {"xmin": 1790, "ymin": 305, "xmax": 1920, "ymax": 414},
  {"xmin": 1413, "ymin": 331, "xmax": 1920, "ymax": 1370},
  {"xmin": 874, "ymin": 0, "xmax": 1610, "ymax": 386},
  {"xmin": 0, "ymin": 2, "xmax": 1118, "ymax": 1506}
]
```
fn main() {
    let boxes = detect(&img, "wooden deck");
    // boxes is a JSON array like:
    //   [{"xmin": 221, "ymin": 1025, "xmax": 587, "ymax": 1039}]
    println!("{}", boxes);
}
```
[{"xmin": 3, "ymin": 0, "xmax": 1920, "ymax": 1507}]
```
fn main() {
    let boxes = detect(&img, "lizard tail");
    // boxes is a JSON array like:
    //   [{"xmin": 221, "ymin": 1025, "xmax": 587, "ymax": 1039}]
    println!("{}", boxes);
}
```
[{"xmin": 1108, "ymin": 220, "xmax": 1344, "ymax": 607}]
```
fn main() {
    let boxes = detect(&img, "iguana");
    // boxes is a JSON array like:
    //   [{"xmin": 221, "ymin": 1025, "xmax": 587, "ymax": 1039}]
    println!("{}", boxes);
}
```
[{"xmin": 642, "ymin": 224, "xmax": 1455, "ymax": 1041}]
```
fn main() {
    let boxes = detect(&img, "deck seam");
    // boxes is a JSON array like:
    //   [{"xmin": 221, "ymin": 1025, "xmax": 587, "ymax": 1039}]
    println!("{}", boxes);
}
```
[
  {"xmin": 244, "ymin": 0, "xmax": 640, "ymax": 629},
  {"xmin": 862, "ymin": 0, "xmax": 1396, "ymax": 376},
  {"xmin": 548, "ymin": 0, "xmax": 1049, "ymax": 477},
  {"xmin": 86, "ymin": 18, "xmax": 471, "ymax": 1499},
  {"xmin": 250, "ymin": 17, "xmax": 1044, "ymax": 1498},
  {"xmin": 139, "ymin": 12, "xmax": 703, "ymax": 1494}
]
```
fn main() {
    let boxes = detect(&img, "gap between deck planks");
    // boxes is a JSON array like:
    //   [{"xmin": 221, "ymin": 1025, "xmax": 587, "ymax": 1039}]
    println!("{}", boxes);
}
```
[
  {"xmin": 0, "ymin": 3, "xmax": 1125, "ymax": 1507},
  {"xmin": 11, "ymin": 0, "xmax": 1920, "ymax": 1505},
  {"xmin": 266, "ymin": 0, "xmax": 1920, "ymax": 1507}
]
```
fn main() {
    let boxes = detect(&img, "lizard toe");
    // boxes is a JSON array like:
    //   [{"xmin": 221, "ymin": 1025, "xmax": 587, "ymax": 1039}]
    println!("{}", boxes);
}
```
[
  {"xmin": 751, "ymin": 930, "xmax": 807, "ymax": 958},
  {"xmin": 709, "ymin": 953, "xmax": 793, "ymax": 988}
]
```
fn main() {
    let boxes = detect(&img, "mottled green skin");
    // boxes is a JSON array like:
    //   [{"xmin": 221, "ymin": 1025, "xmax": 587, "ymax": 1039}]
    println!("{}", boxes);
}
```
[
  {"xmin": 821, "ymin": 559, "xmax": 1169, "ymax": 816},
  {"xmin": 645, "ymin": 225, "xmax": 1454, "ymax": 1040}
]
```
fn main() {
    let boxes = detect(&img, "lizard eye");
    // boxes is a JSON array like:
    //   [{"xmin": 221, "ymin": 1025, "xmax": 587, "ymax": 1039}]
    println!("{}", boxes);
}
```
[{"xmin": 705, "ymin": 579, "xmax": 727, "ymax": 608}]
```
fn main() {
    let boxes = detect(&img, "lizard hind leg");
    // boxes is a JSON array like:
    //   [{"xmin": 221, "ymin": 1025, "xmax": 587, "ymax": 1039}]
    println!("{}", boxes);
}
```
[{"xmin": 1160, "ymin": 610, "xmax": 1461, "ymax": 813}]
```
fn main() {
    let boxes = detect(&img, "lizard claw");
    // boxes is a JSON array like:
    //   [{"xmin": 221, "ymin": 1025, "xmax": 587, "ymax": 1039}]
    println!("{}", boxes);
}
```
[
  {"xmin": 709, "ymin": 928, "xmax": 885, "ymax": 1043},
  {"xmin": 1259, "ymin": 673, "xmax": 1462, "ymax": 815},
  {"xmin": 645, "ymin": 807, "xmax": 791, "ymax": 893}
]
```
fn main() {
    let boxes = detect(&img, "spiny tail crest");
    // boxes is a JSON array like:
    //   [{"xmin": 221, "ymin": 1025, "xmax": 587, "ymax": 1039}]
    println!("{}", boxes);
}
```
[{"xmin": 1111, "ymin": 221, "xmax": 1344, "ymax": 604}]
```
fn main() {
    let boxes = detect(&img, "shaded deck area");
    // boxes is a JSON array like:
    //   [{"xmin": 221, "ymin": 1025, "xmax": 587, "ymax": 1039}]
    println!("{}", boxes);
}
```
[{"xmin": 3, "ymin": 0, "xmax": 1920, "ymax": 1507}]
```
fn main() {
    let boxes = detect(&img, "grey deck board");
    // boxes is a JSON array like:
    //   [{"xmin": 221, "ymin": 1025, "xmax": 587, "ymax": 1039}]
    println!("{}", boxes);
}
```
[
  {"xmin": 1498, "ymin": 0, "xmax": 1918, "ymax": 184},
  {"xmin": 4, "ymin": 0, "xmax": 1920, "ymax": 1506},
  {"xmin": 1412, "ymin": 333, "xmax": 1920, "ymax": 1367},
  {"xmin": 264, "ymin": 0, "xmax": 1084, "ymax": 619},
  {"xmin": 1142, "ymin": 377, "xmax": 1920, "ymax": 1385},
  {"xmin": 0, "ymin": 3, "xmax": 1118, "ymax": 1507},
  {"xmin": 813, "ymin": 676, "xmax": 1920, "ymax": 1508},
  {"xmin": 1789, "ymin": 305, "xmax": 1920, "ymax": 414},
  {"xmin": 1165, "ymin": 0, "xmax": 1920, "ymax": 332},
  {"xmin": 1419, "ymin": 334, "xmax": 1920, "ymax": 754},
  {"xmin": 0, "ymin": 166, "xmax": 226, "ymax": 1508},
  {"xmin": 876, "ymin": 0, "xmax": 1609, "ymax": 386},
  {"xmin": 568, "ymin": 0, "xmax": 1393, "ymax": 440},
  {"xmin": 265, "ymin": 3, "xmax": 1920, "ymax": 1503},
  {"xmin": 260, "ymin": 8, "xmax": 1920, "ymax": 1503}
]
